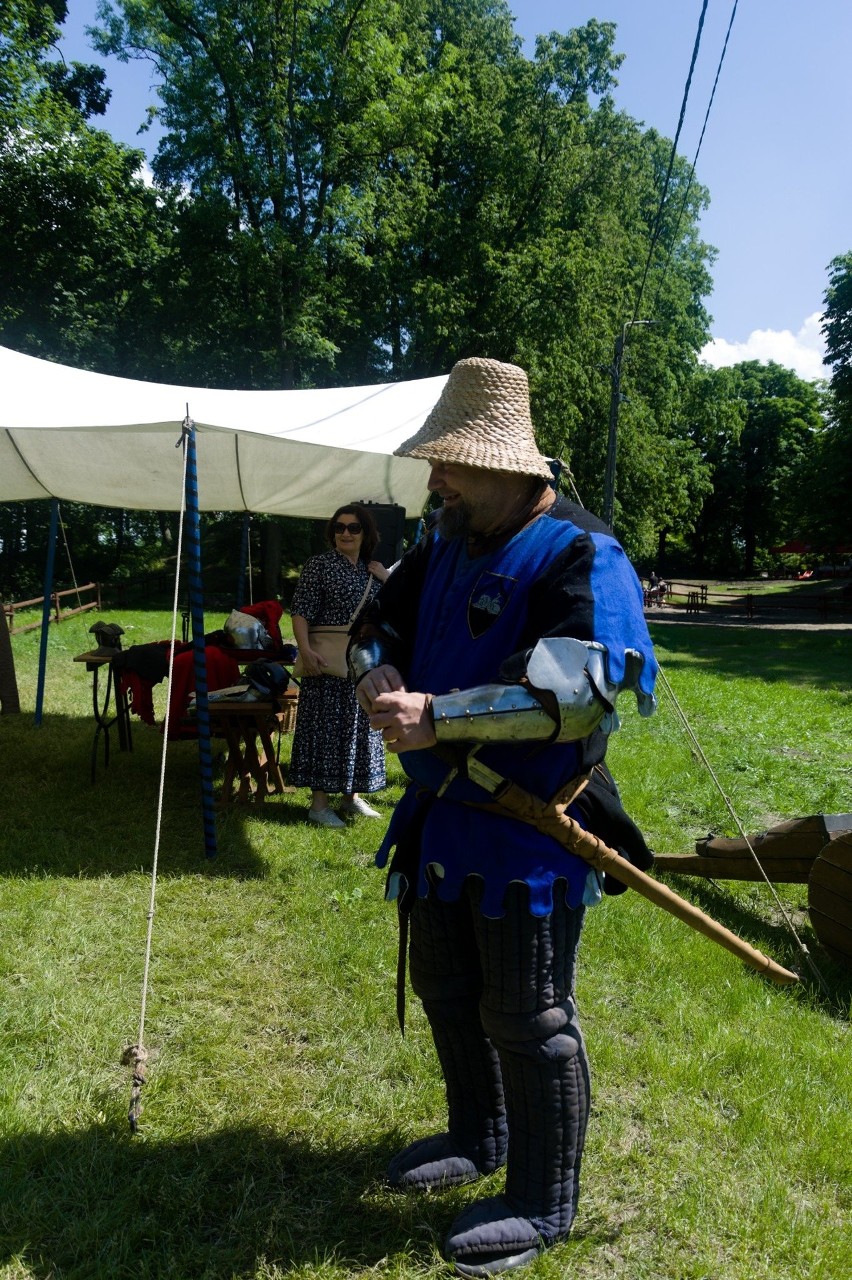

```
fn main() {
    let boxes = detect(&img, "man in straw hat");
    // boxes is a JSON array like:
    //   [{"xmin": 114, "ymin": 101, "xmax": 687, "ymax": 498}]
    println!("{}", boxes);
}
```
[{"xmin": 348, "ymin": 357, "xmax": 658, "ymax": 1276}]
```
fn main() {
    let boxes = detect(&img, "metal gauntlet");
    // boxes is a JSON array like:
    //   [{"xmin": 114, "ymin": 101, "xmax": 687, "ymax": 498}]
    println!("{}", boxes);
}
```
[{"xmin": 347, "ymin": 623, "xmax": 403, "ymax": 686}]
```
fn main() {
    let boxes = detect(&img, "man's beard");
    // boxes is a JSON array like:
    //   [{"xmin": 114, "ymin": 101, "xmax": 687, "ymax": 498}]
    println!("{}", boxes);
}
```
[
  {"xmin": 434, "ymin": 477, "xmax": 541, "ymax": 542},
  {"xmin": 435, "ymin": 501, "xmax": 471, "ymax": 540}
]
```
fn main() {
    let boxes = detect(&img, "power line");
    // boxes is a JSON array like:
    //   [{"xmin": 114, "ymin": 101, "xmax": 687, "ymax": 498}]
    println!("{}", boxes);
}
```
[
  {"xmin": 651, "ymin": 0, "xmax": 740, "ymax": 314},
  {"xmin": 628, "ymin": 0, "xmax": 711, "ymax": 330},
  {"xmin": 603, "ymin": 0, "xmax": 737, "ymax": 529}
]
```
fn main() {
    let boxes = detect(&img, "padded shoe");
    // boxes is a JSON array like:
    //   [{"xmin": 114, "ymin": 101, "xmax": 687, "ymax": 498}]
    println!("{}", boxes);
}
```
[
  {"xmin": 444, "ymin": 1195, "xmax": 552, "ymax": 1277},
  {"xmin": 387, "ymin": 1133, "xmax": 497, "ymax": 1191}
]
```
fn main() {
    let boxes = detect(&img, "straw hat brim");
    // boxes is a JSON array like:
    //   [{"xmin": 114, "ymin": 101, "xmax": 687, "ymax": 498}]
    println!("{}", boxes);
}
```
[{"xmin": 394, "ymin": 357, "xmax": 553, "ymax": 480}]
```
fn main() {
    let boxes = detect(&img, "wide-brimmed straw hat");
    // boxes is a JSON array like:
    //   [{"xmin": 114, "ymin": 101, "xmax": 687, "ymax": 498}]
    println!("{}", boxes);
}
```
[{"xmin": 394, "ymin": 357, "xmax": 553, "ymax": 479}]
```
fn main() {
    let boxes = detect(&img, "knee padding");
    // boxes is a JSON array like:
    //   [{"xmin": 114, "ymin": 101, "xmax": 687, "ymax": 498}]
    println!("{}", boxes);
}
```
[{"xmin": 480, "ymin": 997, "xmax": 582, "ymax": 1063}]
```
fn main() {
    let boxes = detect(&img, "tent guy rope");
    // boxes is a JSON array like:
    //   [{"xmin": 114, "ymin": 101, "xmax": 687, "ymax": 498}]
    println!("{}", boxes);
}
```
[
  {"xmin": 122, "ymin": 419, "xmax": 191, "ymax": 1133},
  {"xmin": 655, "ymin": 666, "xmax": 828, "ymax": 992}
]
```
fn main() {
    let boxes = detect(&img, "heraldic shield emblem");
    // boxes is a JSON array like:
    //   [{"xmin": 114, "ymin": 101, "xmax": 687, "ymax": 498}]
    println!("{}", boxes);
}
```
[{"xmin": 468, "ymin": 571, "xmax": 518, "ymax": 638}]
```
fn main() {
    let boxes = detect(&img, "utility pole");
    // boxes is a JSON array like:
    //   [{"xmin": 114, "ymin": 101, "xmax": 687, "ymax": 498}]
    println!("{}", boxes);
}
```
[{"xmin": 602, "ymin": 319, "xmax": 654, "ymax": 529}]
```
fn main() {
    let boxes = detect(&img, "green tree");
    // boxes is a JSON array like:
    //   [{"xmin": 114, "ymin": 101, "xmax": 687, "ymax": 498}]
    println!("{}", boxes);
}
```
[
  {"xmin": 817, "ymin": 253, "xmax": 852, "ymax": 548},
  {"xmin": 0, "ymin": 117, "xmax": 171, "ymax": 369},
  {"xmin": 0, "ymin": 0, "xmax": 171, "ymax": 371},
  {"xmin": 1, "ymin": 0, "xmax": 109, "ymax": 120},
  {"xmin": 93, "ymin": 4, "xmax": 714, "ymax": 393},
  {"xmin": 686, "ymin": 362, "xmax": 823, "ymax": 574},
  {"xmin": 822, "ymin": 252, "xmax": 852, "ymax": 408}
]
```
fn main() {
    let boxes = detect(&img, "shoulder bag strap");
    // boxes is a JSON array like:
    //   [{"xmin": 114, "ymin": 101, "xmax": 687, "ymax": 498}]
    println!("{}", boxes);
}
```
[{"xmin": 348, "ymin": 572, "xmax": 375, "ymax": 625}]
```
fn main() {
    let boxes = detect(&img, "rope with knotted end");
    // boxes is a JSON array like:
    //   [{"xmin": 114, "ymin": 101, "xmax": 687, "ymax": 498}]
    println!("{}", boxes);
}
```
[
  {"xmin": 121, "ymin": 1043, "xmax": 149, "ymax": 1134},
  {"xmin": 121, "ymin": 419, "xmax": 191, "ymax": 1132}
]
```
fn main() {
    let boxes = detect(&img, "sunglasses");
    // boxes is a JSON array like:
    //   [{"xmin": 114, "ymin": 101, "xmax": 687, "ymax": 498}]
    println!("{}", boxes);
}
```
[{"xmin": 334, "ymin": 520, "xmax": 362, "ymax": 535}]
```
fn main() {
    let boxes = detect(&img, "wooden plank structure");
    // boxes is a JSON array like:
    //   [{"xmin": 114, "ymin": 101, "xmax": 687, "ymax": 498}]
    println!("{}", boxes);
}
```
[
  {"xmin": 4, "ymin": 582, "xmax": 101, "ymax": 634},
  {"xmin": 654, "ymin": 814, "xmax": 852, "ymax": 968}
]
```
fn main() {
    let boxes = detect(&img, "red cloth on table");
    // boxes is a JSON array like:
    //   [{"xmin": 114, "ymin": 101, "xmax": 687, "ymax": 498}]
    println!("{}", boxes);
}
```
[
  {"xmin": 118, "ymin": 642, "xmax": 240, "ymax": 738},
  {"xmin": 118, "ymin": 640, "xmax": 176, "ymax": 726},
  {"xmin": 166, "ymin": 646, "xmax": 241, "ymax": 738}
]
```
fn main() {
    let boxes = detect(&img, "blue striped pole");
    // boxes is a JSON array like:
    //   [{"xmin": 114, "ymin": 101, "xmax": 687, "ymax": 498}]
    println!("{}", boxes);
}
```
[
  {"xmin": 236, "ymin": 513, "xmax": 251, "ymax": 607},
  {"xmin": 34, "ymin": 498, "xmax": 59, "ymax": 727},
  {"xmin": 183, "ymin": 415, "xmax": 217, "ymax": 857}
]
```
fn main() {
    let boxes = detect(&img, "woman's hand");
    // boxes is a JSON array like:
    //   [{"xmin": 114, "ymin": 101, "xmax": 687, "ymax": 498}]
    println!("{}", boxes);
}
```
[
  {"xmin": 368, "ymin": 690, "xmax": 436, "ymax": 753},
  {"xmin": 367, "ymin": 559, "xmax": 390, "ymax": 583},
  {"xmin": 298, "ymin": 646, "xmax": 328, "ymax": 678}
]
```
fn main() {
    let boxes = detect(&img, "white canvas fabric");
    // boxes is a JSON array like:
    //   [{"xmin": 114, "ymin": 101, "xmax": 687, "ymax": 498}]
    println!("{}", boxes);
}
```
[{"xmin": 0, "ymin": 346, "xmax": 447, "ymax": 517}]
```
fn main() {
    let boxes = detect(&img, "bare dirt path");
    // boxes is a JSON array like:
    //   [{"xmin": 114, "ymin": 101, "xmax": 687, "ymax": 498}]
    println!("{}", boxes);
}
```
[{"xmin": 644, "ymin": 604, "xmax": 852, "ymax": 633}]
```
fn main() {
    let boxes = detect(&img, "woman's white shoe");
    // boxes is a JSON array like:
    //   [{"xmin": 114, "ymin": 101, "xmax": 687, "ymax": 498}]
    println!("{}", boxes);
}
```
[
  {"xmin": 339, "ymin": 796, "xmax": 381, "ymax": 818},
  {"xmin": 308, "ymin": 806, "xmax": 347, "ymax": 829}
]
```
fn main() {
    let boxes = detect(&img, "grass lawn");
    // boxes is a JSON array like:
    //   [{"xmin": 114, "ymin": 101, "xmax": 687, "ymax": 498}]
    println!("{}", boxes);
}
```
[{"xmin": 1, "ymin": 610, "xmax": 850, "ymax": 1280}]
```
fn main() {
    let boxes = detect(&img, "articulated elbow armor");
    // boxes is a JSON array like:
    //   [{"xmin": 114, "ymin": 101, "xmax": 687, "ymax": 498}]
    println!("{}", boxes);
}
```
[
  {"xmin": 347, "ymin": 623, "xmax": 404, "ymax": 686},
  {"xmin": 431, "ymin": 637, "xmax": 656, "ymax": 745}
]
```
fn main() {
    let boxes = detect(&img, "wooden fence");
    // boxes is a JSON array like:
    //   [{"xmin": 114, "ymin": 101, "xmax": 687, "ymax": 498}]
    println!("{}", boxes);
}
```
[{"xmin": 3, "ymin": 582, "xmax": 101, "ymax": 635}]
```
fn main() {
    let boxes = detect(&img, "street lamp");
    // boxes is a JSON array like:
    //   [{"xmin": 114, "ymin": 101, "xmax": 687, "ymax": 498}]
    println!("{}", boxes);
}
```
[{"xmin": 602, "ymin": 319, "xmax": 655, "ymax": 529}]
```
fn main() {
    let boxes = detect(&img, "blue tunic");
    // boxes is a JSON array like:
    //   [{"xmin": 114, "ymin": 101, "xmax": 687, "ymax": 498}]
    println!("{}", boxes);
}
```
[{"xmin": 373, "ymin": 498, "xmax": 657, "ymax": 918}]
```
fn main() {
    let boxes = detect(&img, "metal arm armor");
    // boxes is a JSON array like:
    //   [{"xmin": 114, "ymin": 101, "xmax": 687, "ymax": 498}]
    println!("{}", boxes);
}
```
[
  {"xmin": 431, "ymin": 637, "xmax": 656, "ymax": 745},
  {"xmin": 347, "ymin": 623, "xmax": 404, "ymax": 686},
  {"xmin": 432, "ymin": 683, "xmax": 557, "ymax": 743}
]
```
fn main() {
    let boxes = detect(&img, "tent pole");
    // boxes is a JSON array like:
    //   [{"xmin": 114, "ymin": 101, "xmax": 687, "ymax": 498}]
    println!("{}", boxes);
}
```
[
  {"xmin": 183, "ymin": 416, "xmax": 218, "ymax": 858},
  {"xmin": 34, "ymin": 498, "xmax": 59, "ymax": 727}
]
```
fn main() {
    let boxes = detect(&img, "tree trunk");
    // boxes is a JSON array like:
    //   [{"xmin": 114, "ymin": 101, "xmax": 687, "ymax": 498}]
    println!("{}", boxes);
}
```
[{"xmin": 262, "ymin": 519, "xmax": 283, "ymax": 599}]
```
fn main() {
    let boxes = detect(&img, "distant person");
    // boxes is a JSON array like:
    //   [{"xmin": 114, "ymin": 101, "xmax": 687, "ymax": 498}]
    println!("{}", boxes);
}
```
[{"xmin": 289, "ymin": 503, "xmax": 389, "ymax": 828}]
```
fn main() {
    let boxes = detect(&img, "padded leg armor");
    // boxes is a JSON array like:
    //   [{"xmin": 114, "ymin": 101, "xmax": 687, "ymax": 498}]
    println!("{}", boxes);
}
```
[
  {"xmin": 443, "ymin": 883, "xmax": 589, "ymax": 1277},
  {"xmin": 388, "ymin": 886, "xmax": 508, "ymax": 1190}
]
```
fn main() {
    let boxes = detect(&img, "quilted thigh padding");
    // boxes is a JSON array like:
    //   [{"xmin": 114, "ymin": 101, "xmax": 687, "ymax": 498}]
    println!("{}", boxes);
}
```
[
  {"xmin": 407, "ymin": 886, "xmax": 508, "ymax": 1175},
  {"xmin": 472, "ymin": 881, "xmax": 589, "ymax": 1241}
]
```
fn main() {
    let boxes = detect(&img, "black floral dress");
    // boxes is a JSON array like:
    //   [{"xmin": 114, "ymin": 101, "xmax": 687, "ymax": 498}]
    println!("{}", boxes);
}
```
[{"xmin": 289, "ymin": 551, "xmax": 386, "ymax": 794}]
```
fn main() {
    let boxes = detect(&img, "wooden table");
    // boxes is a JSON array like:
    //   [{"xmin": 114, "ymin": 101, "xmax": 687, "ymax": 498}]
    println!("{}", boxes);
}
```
[
  {"xmin": 73, "ymin": 650, "xmax": 133, "ymax": 782},
  {"xmin": 201, "ymin": 691, "xmax": 298, "ymax": 805}
]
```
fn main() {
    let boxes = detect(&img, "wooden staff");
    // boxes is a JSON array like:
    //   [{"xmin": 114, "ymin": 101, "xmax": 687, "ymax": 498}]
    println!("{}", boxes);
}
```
[{"xmin": 466, "ymin": 757, "xmax": 800, "ymax": 986}]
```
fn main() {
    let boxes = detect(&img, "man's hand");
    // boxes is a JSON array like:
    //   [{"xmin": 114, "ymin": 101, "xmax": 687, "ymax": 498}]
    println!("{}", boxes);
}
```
[
  {"xmin": 355, "ymin": 663, "xmax": 407, "ymax": 713},
  {"xmin": 368, "ymin": 691, "xmax": 437, "ymax": 753}
]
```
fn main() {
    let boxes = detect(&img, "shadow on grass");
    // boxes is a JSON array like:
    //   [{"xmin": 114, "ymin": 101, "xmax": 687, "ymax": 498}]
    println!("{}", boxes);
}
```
[
  {"xmin": 660, "ymin": 873, "xmax": 852, "ymax": 1016},
  {"xmin": 0, "ymin": 712, "xmax": 274, "ymax": 880},
  {"xmin": 0, "ymin": 1124, "xmax": 457, "ymax": 1279},
  {"xmin": 647, "ymin": 624, "xmax": 852, "ymax": 691}
]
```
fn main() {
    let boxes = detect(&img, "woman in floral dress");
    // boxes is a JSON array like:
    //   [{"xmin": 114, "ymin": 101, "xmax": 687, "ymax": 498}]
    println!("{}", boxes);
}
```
[{"xmin": 289, "ymin": 503, "xmax": 389, "ymax": 828}]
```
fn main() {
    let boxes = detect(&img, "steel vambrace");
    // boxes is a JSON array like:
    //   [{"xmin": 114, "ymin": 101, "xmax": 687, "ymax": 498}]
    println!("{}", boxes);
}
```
[{"xmin": 431, "ymin": 637, "xmax": 655, "ymax": 745}]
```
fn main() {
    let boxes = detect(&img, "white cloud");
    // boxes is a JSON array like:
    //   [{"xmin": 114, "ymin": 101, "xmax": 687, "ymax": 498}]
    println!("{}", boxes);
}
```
[
  {"xmin": 136, "ymin": 160, "xmax": 155, "ymax": 188},
  {"xmin": 700, "ymin": 312, "xmax": 828, "ymax": 382}
]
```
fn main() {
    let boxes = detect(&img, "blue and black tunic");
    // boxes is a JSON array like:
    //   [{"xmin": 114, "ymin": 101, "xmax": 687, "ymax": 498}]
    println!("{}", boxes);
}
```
[{"xmin": 363, "ymin": 496, "xmax": 658, "ymax": 917}]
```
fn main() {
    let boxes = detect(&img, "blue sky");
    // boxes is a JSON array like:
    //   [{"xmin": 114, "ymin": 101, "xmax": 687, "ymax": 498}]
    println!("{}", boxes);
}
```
[{"xmin": 56, "ymin": 1, "xmax": 852, "ymax": 380}]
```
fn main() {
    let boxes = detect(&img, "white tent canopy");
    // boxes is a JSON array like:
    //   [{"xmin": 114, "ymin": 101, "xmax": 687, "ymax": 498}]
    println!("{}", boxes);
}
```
[{"xmin": 0, "ymin": 346, "xmax": 447, "ymax": 518}]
